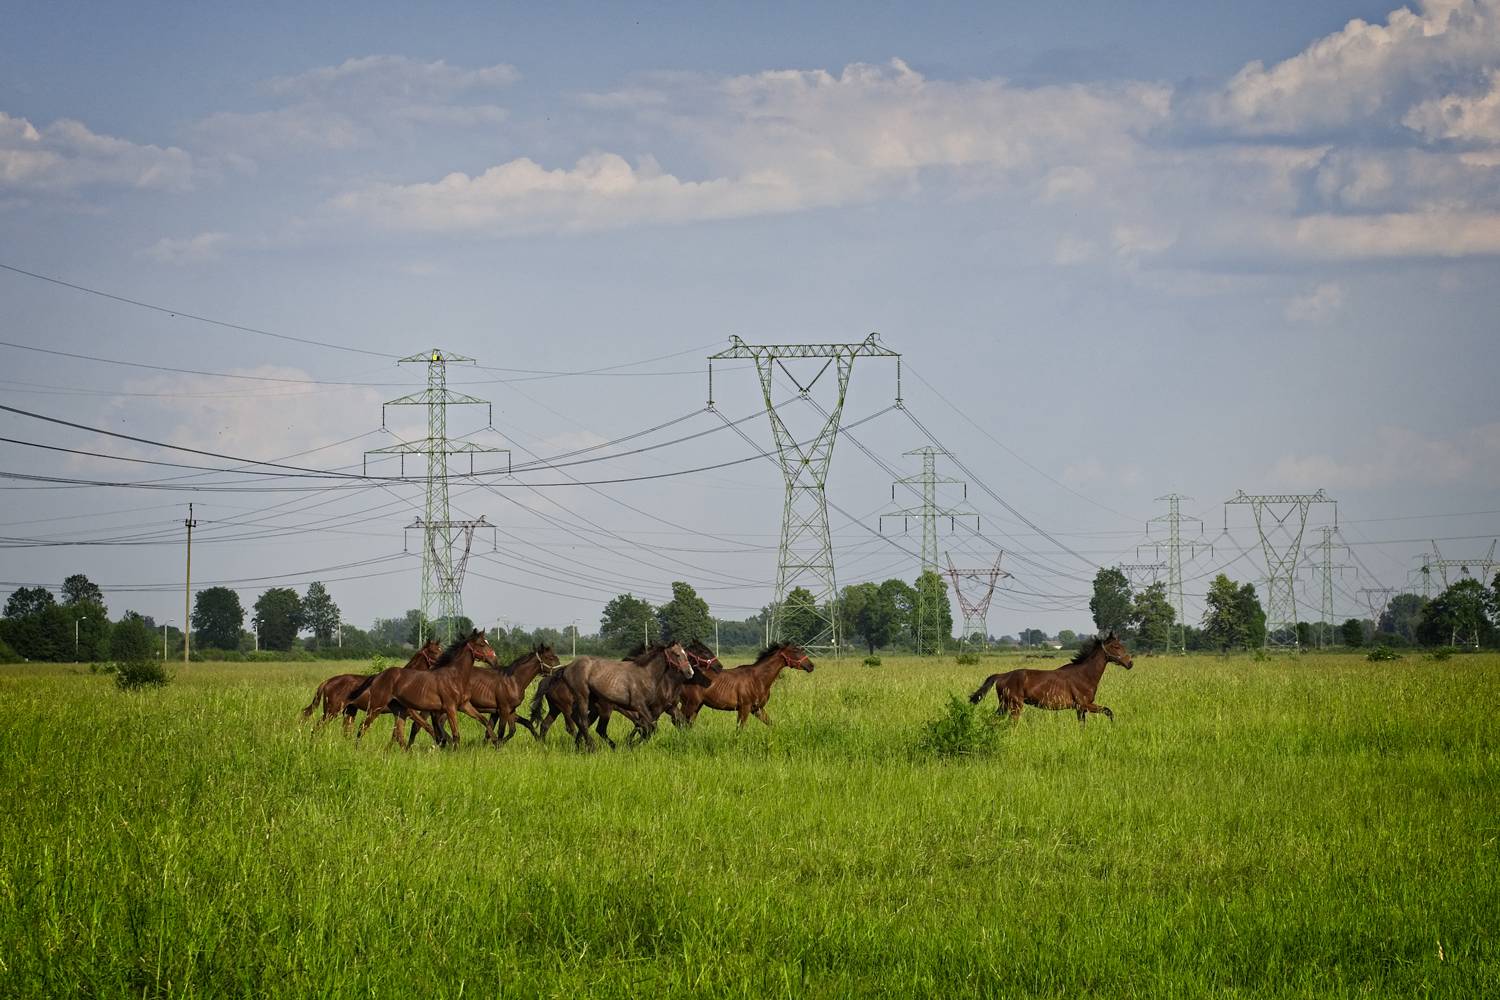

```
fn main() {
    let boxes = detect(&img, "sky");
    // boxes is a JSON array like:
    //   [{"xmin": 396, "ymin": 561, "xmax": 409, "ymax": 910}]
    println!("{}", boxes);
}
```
[{"xmin": 2, "ymin": 0, "xmax": 1498, "ymax": 641}]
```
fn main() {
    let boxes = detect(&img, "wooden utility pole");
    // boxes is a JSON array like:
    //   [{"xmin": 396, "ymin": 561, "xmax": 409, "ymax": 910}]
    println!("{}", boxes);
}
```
[{"xmin": 184, "ymin": 503, "xmax": 197, "ymax": 665}]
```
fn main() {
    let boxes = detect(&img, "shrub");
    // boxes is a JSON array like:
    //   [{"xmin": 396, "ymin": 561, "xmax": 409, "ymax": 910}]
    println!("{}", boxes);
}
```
[
  {"xmin": 0, "ymin": 635, "xmax": 21, "ymax": 664},
  {"xmin": 955, "ymin": 652, "xmax": 981, "ymax": 666},
  {"xmin": 1366, "ymin": 645, "xmax": 1402, "ymax": 663},
  {"xmin": 369, "ymin": 654, "xmax": 392, "ymax": 672},
  {"xmin": 1429, "ymin": 646, "xmax": 1459, "ymax": 662},
  {"xmin": 917, "ymin": 695, "xmax": 1005, "ymax": 759},
  {"xmin": 114, "ymin": 660, "xmax": 170, "ymax": 691}
]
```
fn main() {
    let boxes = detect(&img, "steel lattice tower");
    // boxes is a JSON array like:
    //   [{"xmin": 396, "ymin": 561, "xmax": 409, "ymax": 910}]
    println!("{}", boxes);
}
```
[
  {"xmin": 945, "ymin": 552, "xmax": 1010, "ymax": 649},
  {"xmin": 1358, "ymin": 587, "xmax": 1395, "ymax": 626},
  {"xmin": 707, "ymin": 334, "xmax": 900, "ymax": 652},
  {"xmin": 1417, "ymin": 539, "xmax": 1497, "ymax": 595},
  {"xmin": 1146, "ymin": 494, "xmax": 1207, "ymax": 654},
  {"xmin": 1225, "ymin": 490, "xmax": 1334, "ymax": 649},
  {"xmin": 879, "ymin": 447, "xmax": 974, "ymax": 654},
  {"xmin": 1117, "ymin": 562, "xmax": 1167, "ymax": 591},
  {"xmin": 365, "ymin": 349, "xmax": 507, "ymax": 644},
  {"xmin": 1305, "ymin": 527, "xmax": 1354, "ymax": 647}
]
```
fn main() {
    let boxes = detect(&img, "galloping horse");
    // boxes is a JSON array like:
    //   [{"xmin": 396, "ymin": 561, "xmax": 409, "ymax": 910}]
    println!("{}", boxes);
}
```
[
  {"xmin": 969, "ymin": 632, "xmax": 1133, "ymax": 723},
  {"xmin": 557, "ymin": 641, "xmax": 697, "ymax": 750},
  {"xmin": 530, "ymin": 639, "xmax": 719, "ymax": 745},
  {"xmin": 300, "ymin": 638, "xmax": 441, "ymax": 732},
  {"xmin": 678, "ymin": 641, "xmax": 814, "ymax": 728},
  {"xmin": 464, "ymin": 644, "xmax": 561, "ymax": 744},
  {"xmin": 357, "ymin": 629, "xmax": 499, "ymax": 748}
]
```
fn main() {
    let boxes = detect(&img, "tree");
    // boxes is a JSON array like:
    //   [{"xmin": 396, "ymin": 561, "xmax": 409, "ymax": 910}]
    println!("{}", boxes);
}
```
[
  {"xmin": 1202, "ymin": 574, "xmax": 1244, "ymax": 650},
  {"xmin": 302, "ymin": 581, "xmax": 340, "ymax": 648},
  {"xmin": 373, "ymin": 610, "xmax": 423, "ymax": 647},
  {"xmin": 1020, "ymin": 627, "xmax": 1048, "ymax": 647},
  {"xmin": 599, "ymin": 593, "xmax": 656, "ymax": 653},
  {"xmin": 4, "ymin": 586, "xmax": 54, "ymax": 619},
  {"xmin": 877, "ymin": 578, "xmax": 916, "ymax": 649},
  {"xmin": 914, "ymin": 570, "xmax": 955, "ymax": 651},
  {"xmin": 1340, "ymin": 618, "xmax": 1365, "ymax": 647},
  {"xmin": 408, "ymin": 615, "xmax": 473, "ymax": 647},
  {"xmin": 192, "ymin": 587, "xmax": 244, "ymax": 650},
  {"xmin": 1090, "ymin": 568, "xmax": 1133, "ymax": 637},
  {"xmin": 62, "ymin": 574, "xmax": 105, "ymax": 610},
  {"xmin": 253, "ymin": 588, "xmax": 304, "ymax": 651},
  {"xmin": 111, "ymin": 613, "xmax": 157, "ymax": 661},
  {"xmin": 657, "ymin": 581, "xmax": 713, "ymax": 644},
  {"xmin": 1418, "ymin": 579, "xmax": 1493, "ymax": 648},
  {"xmin": 1234, "ymin": 583, "xmax": 1267, "ymax": 648},
  {"xmin": 1378, "ymin": 593, "xmax": 1426, "ymax": 643},
  {"xmin": 841, "ymin": 581, "xmax": 901, "ymax": 653},
  {"xmin": 1130, "ymin": 582, "xmax": 1175, "ymax": 652},
  {"xmin": 1057, "ymin": 628, "xmax": 1079, "ymax": 648},
  {"xmin": 778, "ymin": 587, "xmax": 822, "ymax": 646}
]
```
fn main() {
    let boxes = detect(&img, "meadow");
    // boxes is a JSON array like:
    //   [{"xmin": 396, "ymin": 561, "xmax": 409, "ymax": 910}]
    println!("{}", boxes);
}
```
[{"xmin": 0, "ymin": 650, "xmax": 1495, "ymax": 998}]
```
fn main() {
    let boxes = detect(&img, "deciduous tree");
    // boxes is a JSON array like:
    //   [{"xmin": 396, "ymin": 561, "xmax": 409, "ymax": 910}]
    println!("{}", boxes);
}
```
[
  {"xmin": 599, "ymin": 593, "xmax": 656, "ymax": 652},
  {"xmin": 657, "ymin": 581, "xmax": 712, "ymax": 644},
  {"xmin": 253, "ymin": 588, "xmax": 304, "ymax": 651},
  {"xmin": 302, "ymin": 581, "xmax": 340, "ymax": 648},
  {"xmin": 1090, "ymin": 568, "xmax": 1133, "ymax": 637},
  {"xmin": 192, "ymin": 587, "xmax": 244, "ymax": 650}
]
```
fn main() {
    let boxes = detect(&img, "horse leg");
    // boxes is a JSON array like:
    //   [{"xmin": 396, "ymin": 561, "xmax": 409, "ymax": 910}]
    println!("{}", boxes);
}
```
[
  {"xmin": 1083, "ymin": 702, "xmax": 1114, "ymax": 723},
  {"xmin": 736, "ymin": 703, "xmax": 751, "ymax": 730},
  {"xmin": 755, "ymin": 707, "xmax": 773, "ymax": 727},
  {"xmin": 459, "ymin": 701, "xmax": 496, "ymax": 744},
  {"xmin": 402, "ymin": 708, "xmax": 440, "ymax": 749}
]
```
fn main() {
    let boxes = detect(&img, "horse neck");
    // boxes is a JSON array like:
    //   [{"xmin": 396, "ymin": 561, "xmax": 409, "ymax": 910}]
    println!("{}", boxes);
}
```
[
  {"xmin": 1071, "ymin": 647, "xmax": 1109, "ymax": 688},
  {"xmin": 509, "ymin": 655, "xmax": 544, "ymax": 686},
  {"xmin": 753, "ymin": 656, "xmax": 789, "ymax": 686}
]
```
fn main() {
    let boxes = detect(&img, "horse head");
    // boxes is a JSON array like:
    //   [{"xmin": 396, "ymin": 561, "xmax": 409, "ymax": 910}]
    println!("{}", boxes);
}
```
[
  {"xmin": 421, "ymin": 638, "xmax": 442, "ymax": 662},
  {"xmin": 777, "ymin": 642, "xmax": 815, "ymax": 673},
  {"xmin": 534, "ymin": 643, "xmax": 562, "ymax": 673},
  {"xmin": 1101, "ymin": 631, "xmax": 1133, "ymax": 669},
  {"xmin": 684, "ymin": 638, "xmax": 722, "ymax": 673},
  {"xmin": 662, "ymin": 641, "xmax": 696, "ymax": 680},
  {"xmin": 466, "ymin": 629, "xmax": 498, "ymax": 667}
]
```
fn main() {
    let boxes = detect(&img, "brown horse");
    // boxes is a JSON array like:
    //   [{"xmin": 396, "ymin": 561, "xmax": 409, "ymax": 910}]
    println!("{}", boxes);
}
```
[
  {"xmin": 678, "ymin": 641, "xmax": 814, "ymax": 728},
  {"xmin": 300, "ymin": 639, "xmax": 441, "ymax": 732},
  {"xmin": 357, "ymin": 629, "xmax": 499, "ymax": 748},
  {"xmin": 465, "ymin": 644, "xmax": 561, "ymax": 744},
  {"xmin": 530, "ymin": 639, "xmax": 719, "ymax": 745},
  {"xmin": 969, "ymin": 632, "xmax": 1133, "ymax": 723},
  {"xmin": 557, "ymin": 641, "xmax": 697, "ymax": 750}
]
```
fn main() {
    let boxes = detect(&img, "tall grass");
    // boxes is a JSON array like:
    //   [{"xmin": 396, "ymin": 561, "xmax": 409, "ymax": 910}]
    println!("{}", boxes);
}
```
[{"xmin": 1, "ymin": 653, "xmax": 1495, "ymax": 997}]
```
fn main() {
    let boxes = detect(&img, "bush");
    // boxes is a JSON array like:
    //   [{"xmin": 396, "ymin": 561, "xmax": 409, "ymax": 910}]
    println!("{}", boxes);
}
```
[
  {"xmin": 1366, "ymin": 645, "xmax": 1403, "ymax": 663},
  {"xmin": 369, "ymin": 654, "xmax": 392, "ymax": 672},
  {"xmin": 1429, "ymin": 646, "xmax": 1459, "ymax": 662},
  {"xmin": 0, "ymin": 635, "xmax": 21, "ymax": 663},
  {"xmin": 114, "ymin": 660, "xmax": 170, "ymax": 691},
  {"xmin": 917, "ymin": 695, "xmax": 1005, "ymax": 759},
  {"xmin": 955, "ymin": 652, "xmax": 981, "ymax": 666}
]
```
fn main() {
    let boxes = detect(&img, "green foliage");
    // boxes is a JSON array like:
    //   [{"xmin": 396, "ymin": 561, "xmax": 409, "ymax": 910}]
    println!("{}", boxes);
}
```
[
  {"xmin": 1366, "ymin": 645, "xmax": 1402, "ymax": 662},
  {"xmin": 862, "ymin": 655, "xmax": 881, "ymax": 667},
  {"xmin": 914, "ymin": 570, "xmax": 955, "ymax": 651},
  {"xmin": 1090, "ymin": 567, "xmax": 1133, "ymax": 636},
  {"xmin": 113, "ymin": 659, "xmax": 170, "ymax": 690},
  {"xmin": 110, "ymin": 614, "xmax": 157, "ymax": 662},
  {"xmin": 1429, "ymin": 646, "xmax": 1458, "ymax": 662},
  {"xmin": 301, "ymin": 581, "xmax": 340, "ymax": 648},
  {"xmin": 656, "ymin": 581, "xmax": 712, "ymax": 644},
  {"xmin": 1418, "ymin": 579, "xmax": 1493, "ymax": 648},
  {"xmin": 4, "ymin": 586, "xmax": 55, "ymax": 619},
  {"xmin": 0, "ymin": 635, "xmax": 20, "ymax": 663},
  {"xmin": 599, "ymin": 592, "xmax": 657, "ymax": 652},
  {"xmin": 777, "ymin": 586, "xmax": 823, "ymax": 646},
  {"xmin": 1341, "ymin": 618, "xmax": 1366, "ymax": 648},
  {"xmin": 1379, "ymin": 593, "xmax": 1426, "ymax": 643},
  {"xmin": 253, "ymin": 587, "xmax": 304, "ymax": 651},
  {"xmin": 1203, "ymin": 574, "xmax": 1265, "ymax": 650},
  {"xmin": 192, "ymin": 587, "xmax": 245, "ymax": 650},
  {"xmin": 61, "ymin": 574, "xmax": 106, "ymax": 611},
  {"xmin": 954, "ymin": 651, "xmax": 981, "ymax": 666},
  {"xmin": 368, "ymin": 654, "xmax": 391, "ymax": 672},
  {"xmin": 917, "ymin": 695, "xmax": 1004, "ymax": 759},
  {"xmin": 1131, "ymin": 582, "xmax": 1175, "ymax": 652}
]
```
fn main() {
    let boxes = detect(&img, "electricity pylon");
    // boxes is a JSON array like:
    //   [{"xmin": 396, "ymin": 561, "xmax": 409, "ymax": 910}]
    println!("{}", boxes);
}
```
[
  {"xmin": 1225, "ymin": 490, "xmax": 1334, "ymax": 649},
  {"xmin": 946, "ymin": 552, "xmax": 1010, "ymax": 649},
  {"xmin": 365, "ymin": 349, "xmax": 508, "ymax": 644},
  {"xmin": 1358, "ymin": 587, "xmax": 1395, "ymax": 626},
  {"xmin": 1416, "ymin": 539, "xmax": 1497, "ymax": 595},
  {"xmin": 707, "ymin": 334, "xmax": 900, "ymax": 652},
  {"xmin": 1145, "ymin": 494, "xmax": 1207, "ymax": 654},
  {"xmin": 1117, "ymin": 562, "xmax": 1166, "ymax": 591},
  {"xmin": 880, "ymin": 447, "xmax": 976, "ymax": 654},
  {"xmin": 1302, "ymin": 526, "xmax": 1354, "ymax": 647}
]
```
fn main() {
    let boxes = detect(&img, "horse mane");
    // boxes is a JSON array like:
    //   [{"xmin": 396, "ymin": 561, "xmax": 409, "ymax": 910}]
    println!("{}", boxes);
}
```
[
  {"xmin": 1068, "ymin": 637, "xmax": 1104, "ymax": 665},
  {"xmin": 431, "ymin": 631, "xmax": 475, "ymax": 668},
  {"xmin": 754, "ymin": 640, "xmax": 792, "ymax": 662}
]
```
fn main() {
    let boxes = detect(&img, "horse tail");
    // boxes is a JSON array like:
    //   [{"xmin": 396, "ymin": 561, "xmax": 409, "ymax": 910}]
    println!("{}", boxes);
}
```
[
  {"xmin": 530, "ymin": 672, "xmax": 555, "ymax": 721},
  {"xmin": 300, "ymin": 679, "xmax": 329, "ymax": 720},
  {"xmin": 969, "ymin": 674, "xmax": 1001, "ymax": 704}
]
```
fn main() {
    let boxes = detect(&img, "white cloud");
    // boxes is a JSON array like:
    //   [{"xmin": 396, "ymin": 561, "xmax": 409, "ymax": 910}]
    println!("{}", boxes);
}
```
[
  {"xmin": 0, "ymin": 110, "xmax": 194, "ymax": 193},
  {"xmin": 1269, "ymin": 423, "xmax": 1500, "ymax": 489},
  {"xmin": 1405, "ymin": 68, "xmax": 1500, "ymax": 141},
  {"xmin": 264, "ymin": 55, "xmax": 519, "ymax": 102},
  {"xmin": 142, "ymin": 231, "xmax": 230, "ymax": 264},
  {"xmin": 1285, "ymin": 282, "xmax": 1345, "ymax": 322}
]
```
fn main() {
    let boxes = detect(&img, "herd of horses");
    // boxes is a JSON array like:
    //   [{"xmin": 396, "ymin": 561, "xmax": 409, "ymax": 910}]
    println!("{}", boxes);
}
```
[{"xmin": 299, "ymin": 628, "xmax": 1134, "ymax": 750}]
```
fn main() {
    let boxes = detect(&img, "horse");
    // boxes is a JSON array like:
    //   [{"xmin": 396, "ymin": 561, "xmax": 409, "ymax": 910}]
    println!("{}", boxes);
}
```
[
  {"xmin": 969, "ymin": 632, "xmax": 1133, "ymax": 723},
  {"xmin": 300, "ymin": 639, "xmax": 441, "ymax": 733},
  {"xmin": 462, "ymin": 644, "xmax": 561, "ymax": 745},
  {"xmin": 677, "ymin": 641, "xmax": 814, "ymax": 728},
  {"xmin": 556, "ymin": 641, "xmax": 697, "ymax": 750},
  {"xmin": 530, "ymin": 639, "xmax": 719, "ymax": 746},
  {"xmin": 356, "ymin": 629, "xmax": 499, "ymax": 748}
]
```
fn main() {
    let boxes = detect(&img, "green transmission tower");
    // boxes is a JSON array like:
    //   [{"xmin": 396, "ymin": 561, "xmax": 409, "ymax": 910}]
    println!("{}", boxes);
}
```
[
  {"xmin": 1145, "ymin": 494, "xmax": 1207, "ymax": 655},
  {"xmin": 365, "ymin": 349, "xmax": 506, "ymax": 644},
  {"xmin": 880, "ymin": 447, "xmax": 974, "ymax": 654},
  {"xmin": 1224, "ymin": 490, "xmax": 1334, "ymax": 649},
  {"xmin": 707, "ymin": 334, "xmax": 900, "ymax": 653}
]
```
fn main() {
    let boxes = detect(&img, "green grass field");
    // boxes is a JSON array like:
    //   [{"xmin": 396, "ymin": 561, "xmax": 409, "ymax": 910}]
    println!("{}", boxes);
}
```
[{"xmin": 1, "ymin": 651, "xmax": 1495, "ymax": 998}]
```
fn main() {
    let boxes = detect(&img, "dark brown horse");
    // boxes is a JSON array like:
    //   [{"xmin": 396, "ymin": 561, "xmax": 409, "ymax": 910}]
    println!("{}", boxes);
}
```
[
  {"xmin": 464, "ymin": 644, "xmax": 561, "ymax": 744},
  {"xmin": 969, "ymin": 632, "xmax": 1133, "ymax": 723},
  {"xmin": 357, "ymin": 629, "xmax": 499, "ymax": 748},
  {"xmin": 557, "ymin": 641, "xmax": 697, "ymax": 750},
  {"xmin": 678, "ymin": 641, "xmax": 814, "ymax": 728},
  {"xmin": 530, "ymin": 639, "xmax": 719, "ymax": 745},
  {"xmin": 300, "ymin": 639, "xmax": 441, "ymax": 732}
]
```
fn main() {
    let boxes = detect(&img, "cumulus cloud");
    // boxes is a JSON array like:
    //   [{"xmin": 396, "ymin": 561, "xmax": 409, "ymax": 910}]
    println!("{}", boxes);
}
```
[
  {"xmin": 1405, "ymin": 68, "xmax": 1500, "ymax": 142},
  {"xmin": 0, "ymin": 110, "xmax": 194, "ymax": 193}
]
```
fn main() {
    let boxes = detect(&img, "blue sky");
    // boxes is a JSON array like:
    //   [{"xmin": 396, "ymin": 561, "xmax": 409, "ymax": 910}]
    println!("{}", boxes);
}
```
[{"xmin": 2, "ymin": 1, "xmax": 1498, "ymax": 639}]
